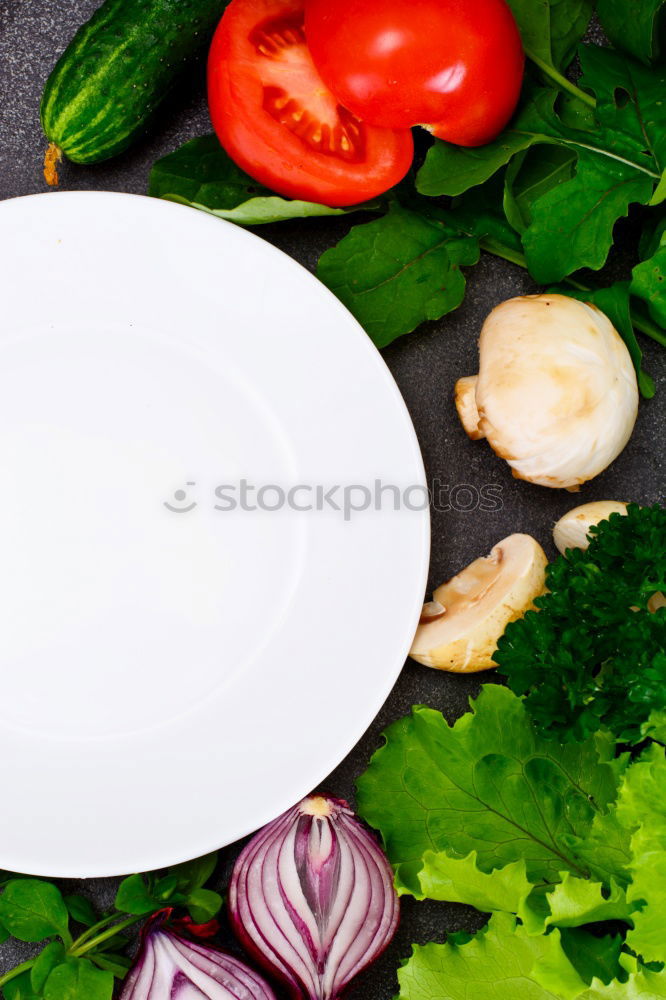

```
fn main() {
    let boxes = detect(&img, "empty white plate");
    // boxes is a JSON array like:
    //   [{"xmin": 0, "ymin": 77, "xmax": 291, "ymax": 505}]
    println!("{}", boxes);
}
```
[{"xmin": 0, "ymin": 192, "xmax": 429, "ymax": 877}]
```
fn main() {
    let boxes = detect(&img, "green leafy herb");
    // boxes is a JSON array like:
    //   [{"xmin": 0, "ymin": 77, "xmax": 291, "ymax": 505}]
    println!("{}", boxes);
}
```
[
  {"xmin": 62, "ymin": 898, "xmax": 96, "ymax": 930},
  {"xmin": 631, "ymin": 233, "xmax": 666, "ymax": 329},
  {"xmin": 0, "ymin": 881, "xmax": 70, "ymax": 945},
  {"xmin": 506, "ymin": 0, "xmax": 593, "ymax": 74},
  {"xmin": 42, "ymin": 958, "xmax": 113, "ymax": 1000},
  {"xmin": 496, "ymin": 504, "xmax": 666, "ymax": 745},
  {"xmin": 317, "ymin": 203, "xmax": 479, "ymax": 348},
  {"xmin": 504, "ymin": 145, "xmax": 577, "ymax": 233},
  {"xmin": 113, "ymin": 875, "xmax": 157, "ymax": 917},
  {"xmin": 596, "ymin": 0, "xmax": 666, "ymax": 65},
  {"xmin": 0, "ymin": 852, "xmax": 221, "ymax": 998},
  {"xmin": 3, "ymin": 972, "xmax": 41, "ymax": 1000},
  {"xmin": 356, "ymin": 685, "xmax": 617, "ymax": 894},
  {"xmin": 30, "ymin": 944, "xmax": 66, "ymax": 994},
  {"xmin": 149, "ymin": 135, "xmax": 374, "ymax": 225}
]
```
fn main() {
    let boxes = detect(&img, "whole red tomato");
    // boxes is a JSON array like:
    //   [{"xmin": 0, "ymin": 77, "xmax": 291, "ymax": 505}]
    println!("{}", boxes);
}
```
[{"xmin": 304, "ymin": 0, "xmax": 524, "ymax": 147}]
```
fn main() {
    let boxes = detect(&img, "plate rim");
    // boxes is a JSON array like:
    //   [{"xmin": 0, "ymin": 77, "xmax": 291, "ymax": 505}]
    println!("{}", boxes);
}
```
[{"xmin": 0, "ymin": 190, "xmax": 430, "ymax": 876}]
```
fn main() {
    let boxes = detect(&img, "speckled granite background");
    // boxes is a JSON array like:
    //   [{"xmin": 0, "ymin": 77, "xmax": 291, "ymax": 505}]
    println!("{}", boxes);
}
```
[{"xmin": 0, "ymin": 3, "xmax": 664, "ymax": 997}]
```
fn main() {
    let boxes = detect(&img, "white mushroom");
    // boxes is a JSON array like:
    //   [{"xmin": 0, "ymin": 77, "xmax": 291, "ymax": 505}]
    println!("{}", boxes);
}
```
[
  {"xmin": 553, "ymin": 500, "xmax": 629, "ymax": 553},
  {"xmin": 410, "ymin": 533, "xmax": 547, "ymax": 672},
  {"xmin": 455, "ymin": 294, "xmax": 639, "ymax": 489}
]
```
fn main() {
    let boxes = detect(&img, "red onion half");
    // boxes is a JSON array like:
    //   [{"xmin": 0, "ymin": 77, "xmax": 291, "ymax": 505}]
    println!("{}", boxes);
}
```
[
  {"xmin": 229, "ymin": 795, "xmax": 399, "ymax": 1000},
  {"xmin": 119, "ymin": 914, "xmax": 277, "ymax": 1000}
]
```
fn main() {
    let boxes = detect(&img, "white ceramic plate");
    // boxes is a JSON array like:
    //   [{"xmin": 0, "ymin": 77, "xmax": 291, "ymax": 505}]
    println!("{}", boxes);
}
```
[{"xmin": 0, "ymin": 192, "xmax": 429, "ymax": 877}]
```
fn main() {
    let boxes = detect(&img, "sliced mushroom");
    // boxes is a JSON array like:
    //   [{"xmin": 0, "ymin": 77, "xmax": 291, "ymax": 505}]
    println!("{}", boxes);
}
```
[
  {"xmin": 410, "ymin": 533, "xmax": 547, "ymax": 672},
  {"xmin": 553, "ymin": 500, "xmax": 629, "ymax": 553},
  {"xmin": 455, "ymin": 294, "xmax": 639, "ymax": 489}
]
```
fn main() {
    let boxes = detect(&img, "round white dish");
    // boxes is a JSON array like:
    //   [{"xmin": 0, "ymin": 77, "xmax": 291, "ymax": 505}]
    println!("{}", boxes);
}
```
[{"xmin": 0, "ymin": 192, "xmax": 429, "ymax": 877}]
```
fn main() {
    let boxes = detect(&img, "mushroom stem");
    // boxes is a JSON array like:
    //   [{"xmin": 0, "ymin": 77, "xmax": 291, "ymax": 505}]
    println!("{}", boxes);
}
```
[{"xmin": 455, "ymin": 375, "xmax": 484, "ymax": 439}]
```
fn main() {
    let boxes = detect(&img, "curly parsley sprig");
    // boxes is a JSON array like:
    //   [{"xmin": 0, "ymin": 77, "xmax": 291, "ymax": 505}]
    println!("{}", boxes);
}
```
[{"xmin": 495, "ymin": 503, "xmax": 666, "ymax": 745}]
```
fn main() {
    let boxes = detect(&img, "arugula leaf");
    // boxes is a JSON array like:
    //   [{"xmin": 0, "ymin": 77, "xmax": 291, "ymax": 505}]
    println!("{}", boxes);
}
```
[
  {"xmin": 507, "ymin": 0, "xmax": 593, "ymax": 72},
  {"xmin": 396, "ymin": 913, "xmax": 586, "ymax": 1000},
  {"xmin": 616, "ymin": 744, "xmax": 666, "ymax": 964},
  {"xmin": 448, "ymin": 177, "xmax": 525, "ymax": 258},
  {"xmin": 556, "ymin": 285, "xmax": 655, "ymax": 398},
  {"xmin": 559, "ymin": 929, "xmax": 623, "ymax": 987},
  {"xmin": 420, "ymin": 51, "xmax": 666, "ymax": 283},
  {"xmin": 417, "ymin": 852, "xmax": 533, "ymax": 911},
  {"xmin": 149, "ymin": 135, "xmax": 370, "ymax": 225},
  {"xmin": 0, "ymin": 880, "xmax": 70, "ymax": 944},
  {"xmin": 631, "ymin": 235, "xmax": 666, "ymax": 329},
  {"xmin": 596, "ymin": 0, "xmax": 666, "ymax": 65},
  {"xmin": 43, "ymin": 957, "xmax": 113, "ymax": 1000},
  {"xmin": 504, "ymin": 145, "xmax": 576, "ymax": 233},
  {"xmin": 416, "ymin": 97, "xmax": 541, "ymax": 197},
  {"xmin": 522, "ymin": 147, "xmax": 651, "ymax": 281},
  {"xmin": 317, "ymin": 203, "xmax": 479, "ymax": 348},
  {"xmin": 356, "ymin": 685, "xmax": 618, "ymax": 895},
  {"xmin": 31, "ymin": 942, "xmax": 66, "ymax": 993},
  {"xmin": 639, "ymin": 212, "xmax": 666, "ymax": 260}
]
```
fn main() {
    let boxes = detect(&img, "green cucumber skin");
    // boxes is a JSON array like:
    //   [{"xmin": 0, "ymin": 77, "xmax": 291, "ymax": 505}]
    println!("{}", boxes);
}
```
[{"xmin": 41, "ymin": 0, "xmax": 227, "ymax": 165}]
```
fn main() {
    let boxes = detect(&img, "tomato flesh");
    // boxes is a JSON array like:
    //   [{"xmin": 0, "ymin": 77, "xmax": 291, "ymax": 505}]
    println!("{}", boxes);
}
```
[
  {"xmin": 208, "ymin": 0, "xmax": 414, "ymax": 206},
  {"xmin": 304, "ymin": 0, "xmax": 525, "ymax": 147}
]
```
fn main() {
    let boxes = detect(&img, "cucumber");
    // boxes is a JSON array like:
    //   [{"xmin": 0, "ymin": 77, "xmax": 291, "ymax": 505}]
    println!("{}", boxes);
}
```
[{"xmin": 41, "ymin": 0, "xmax": 227, "ymax": 177}]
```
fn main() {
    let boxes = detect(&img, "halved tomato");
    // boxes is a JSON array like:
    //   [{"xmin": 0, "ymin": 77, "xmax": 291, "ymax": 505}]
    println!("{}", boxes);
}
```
[{"xmin": 207, "ymin": 0, "xmax": 414, "ymax": 207}]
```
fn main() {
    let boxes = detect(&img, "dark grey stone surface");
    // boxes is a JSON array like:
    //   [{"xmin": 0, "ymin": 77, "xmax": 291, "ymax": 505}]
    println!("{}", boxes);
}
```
[{"xmin": 0, "ymin": 2, "xmax": 664, "ymax": 997}]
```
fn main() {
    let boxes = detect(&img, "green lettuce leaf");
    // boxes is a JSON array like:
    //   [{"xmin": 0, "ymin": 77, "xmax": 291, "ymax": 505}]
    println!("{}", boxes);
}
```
[
  {"xmin": 616, "ymin": 744, "xmax": 666, "ymax": 964},
  {"xmin": 149, "ymin": 135, "xmax": 373, "ymax": 225},
  {"xmin": 356, "ymin": 685, "xmax": 618, "ymax": 895},
  {"xmin": 521, "ymin": 873, "xmax": 634, "ymax": 936},
  {"xmin": 562, "ymin": 809, "xmax": 632, "ymax": 892},
  {"xmin": 417, "ymin": 851, "xmax": 534, "ymax": 911},
  {"xmin": 316, "ymin": 203, "xmax": 479, "ymax": 348},
  {"xmin": 576, "ymin": 953, "xmax": 666, "ymax": 998},
  {"xmin": 559, "ymin": 929, "xmax": 624, "ymax": 987},
  {"xmin": 397, "ymin": 912, "xmax": 587, "ymax": 1000}
]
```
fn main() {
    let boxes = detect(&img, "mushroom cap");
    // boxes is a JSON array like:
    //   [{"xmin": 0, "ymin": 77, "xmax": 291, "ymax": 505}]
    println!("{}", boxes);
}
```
[
  {"xmin": 410, "ymin": 533, "xmax": 547, "ymax": 672},
  {"xmin": 475, "ymin": 294, "xmax": 638, "ymax": 488},
  {"xmin": 553, "ymin": 500, "xmax": 629, "ymax": 553}
]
